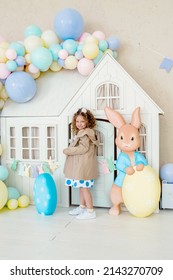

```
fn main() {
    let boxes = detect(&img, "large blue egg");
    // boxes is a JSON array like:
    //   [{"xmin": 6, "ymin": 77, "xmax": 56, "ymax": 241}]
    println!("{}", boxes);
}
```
[{"xmin": 34, "ymin": 173, "xmax": 57, "ymax": 215}]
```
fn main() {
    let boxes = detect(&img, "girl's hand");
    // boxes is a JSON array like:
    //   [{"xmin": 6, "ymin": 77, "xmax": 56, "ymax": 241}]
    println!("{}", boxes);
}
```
[
  {"xmin": 136, "ymin": 164, "xmax": 144, "ymax": 171},
  {"xmin": 126, "ymin": 166, "xmax": 135, "ymax": 175}
]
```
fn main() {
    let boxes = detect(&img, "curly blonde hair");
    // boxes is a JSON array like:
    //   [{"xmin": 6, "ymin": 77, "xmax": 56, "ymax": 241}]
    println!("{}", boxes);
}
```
[{"xmin": 72, "ymin": 108, "xmax": 96, "ymax": 133}]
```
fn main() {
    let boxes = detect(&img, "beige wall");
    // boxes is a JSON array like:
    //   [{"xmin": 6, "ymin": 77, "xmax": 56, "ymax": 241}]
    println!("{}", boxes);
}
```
[{"xmin": 0, "ymin": 0, "xmax": 173, "ymax": 166}]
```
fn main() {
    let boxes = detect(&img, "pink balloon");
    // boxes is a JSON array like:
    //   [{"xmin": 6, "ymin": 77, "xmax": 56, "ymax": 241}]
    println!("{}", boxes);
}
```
[
  {"xmin": 58, "ymin": 49, "xmax": 68, "ymax": 60},
  {"xmin": 79, "ymin": 32, "xmax": 90, "ymax": 42},
  {"xmin": 0, "ymin": 63, "xmax": 11, "ymax": 79},
  {"xmin": 92, "ymin": 31, "xmax": 106, "ymax": 41},
  {"xmin": 6, "ymin": 49, "xmax": 17, "ymax": 60},
  {"xmin": 77, "ymin": 58, "xmax": 94, "ymax": 76},
  {"xmin": 28, "ymin": 63, "xmax": 39, "ymax": 74}
]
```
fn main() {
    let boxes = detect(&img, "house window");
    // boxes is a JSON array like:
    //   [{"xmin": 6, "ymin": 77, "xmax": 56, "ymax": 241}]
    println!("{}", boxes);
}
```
[
  {"xmin": 22, "ymin": 127, "xmax": 40, "ymax": 160},
  {"xmin": 10, "ymin": 127, "xmax": 16, "ymax": 158},
  {"xmin": 96, "ymin": 83, "xmax": 120, "ymax": 110},
  {"xmin": 46, "ymin": 127, "xmax": 56, "ymax": 160},
  {"xmin": 95, "ymin": 130, "xmax": 104, "ymax": 157},
  {"xmin": 8, "ymin": 124, "xmax": 57, "ymax": 161},
  {"xmin": 138, "ymin": 124, "xmax": 147, "ymax": 159}
]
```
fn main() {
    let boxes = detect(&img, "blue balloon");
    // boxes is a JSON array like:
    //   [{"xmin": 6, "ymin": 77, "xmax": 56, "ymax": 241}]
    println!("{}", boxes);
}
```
[
  {"xmin": 0, "ymin": 166, "xmax": 9, "ymax": 181},
  {"xmin": 107, "ymin": 36, "xmax": 120, "ymax": 51},
  {"xmin": 7, "ymin": 187, "xmax": 20, "ymax": 200},
  {"xmin": 34, "ymin": 173, "xmax": 57, "ymax": 215},
  {"xmin": 5, "ymin": 72, "xmax": 37, "ymax": 103},
  {"xmin": 54, "ymin": 8, "xmax": 84, "ymax": 40},
  {"xmin": 160, "ymin": 163, "xmax": 173, "ymax": 183}
]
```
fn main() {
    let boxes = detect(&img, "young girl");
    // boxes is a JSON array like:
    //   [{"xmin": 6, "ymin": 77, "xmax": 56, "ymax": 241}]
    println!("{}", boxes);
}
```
[{"xmin": 63, "ymin": 107, "xmax": 99, "ymax": 220}]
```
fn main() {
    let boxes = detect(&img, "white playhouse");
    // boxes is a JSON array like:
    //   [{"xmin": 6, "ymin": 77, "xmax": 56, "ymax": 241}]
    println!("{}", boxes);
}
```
[{"xmin": 0, "ymin": 53, "xmax": 163, "ymax": 208}]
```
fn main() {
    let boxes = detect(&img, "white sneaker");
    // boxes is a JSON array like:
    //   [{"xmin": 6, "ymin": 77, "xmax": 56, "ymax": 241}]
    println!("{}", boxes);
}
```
[
  {"xmin": 76, "ymin": 210, "xmax": 96, "ymax": 220},
  {"xmin": 69, "ymin": 206, "xmax": 86, "ymax": 216}
]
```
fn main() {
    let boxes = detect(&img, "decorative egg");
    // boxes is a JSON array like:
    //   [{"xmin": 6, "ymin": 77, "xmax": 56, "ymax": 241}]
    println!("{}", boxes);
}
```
[
  {"xmin": 34, "ymin": 173, "xmax": 57, "ymax": 215},
  {"xmin": 122, "ymin": 165, "xmax": 161, "ymax": 218},
  {"xmin": 7, "ymin": 199, "xmax": 18, "ymax": 210},
  {"xmin": 18, "ymin": 195, "xmax": 30, "ymax": 208},
  {"xmin": 0, "ymin": 180, "xmax": 8, "ymax": 209},
  {"xmin": 7, "ymin": 186, "xmax": 20, "ymax": 200}
]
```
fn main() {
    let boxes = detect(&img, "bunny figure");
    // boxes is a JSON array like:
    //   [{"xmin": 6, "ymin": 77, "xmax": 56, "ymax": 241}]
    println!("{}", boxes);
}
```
[{"xmin": 104, "ymin": 106, "xmax": 148, "ymax": 215}]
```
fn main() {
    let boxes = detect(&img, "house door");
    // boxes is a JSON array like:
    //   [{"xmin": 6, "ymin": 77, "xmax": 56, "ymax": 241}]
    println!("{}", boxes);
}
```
[{"xmin": 71, "ymin": 120, "xmax": 115, "ymax": 207}]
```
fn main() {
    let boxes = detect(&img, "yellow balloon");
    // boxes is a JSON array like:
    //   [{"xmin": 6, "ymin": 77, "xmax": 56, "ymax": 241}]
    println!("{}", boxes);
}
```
[
  {"xmin": 65, "ymin": 56, "xmax": 78, "ymax": 70},
  {"xmin": 0, "ymin": 47, "xmax": 7, "ymax": 63},
  {"xmin": 122, "ymin": 166, "xmax": 161, "ymax": 218},
  {"xmin": 85, "ymin": 35, "xmax": 98, "ymax": 45},
  {"xmin": 24, "ymin": 35, "xmax": 43, "ymax": 53},
  {"xmin": 41, "ymin": 30, "xmax": 59, "ymax": 48},
  {"xmin": 0, "ymin": 180, "xmax": 8, "ymax": 210},
  {"xmin": 18, "ymin": 195, "xmax": 30, "ymax": 208},
  {"xmin": 83, "ymin": 43, "xmax": 99, "ymax": 59},
  {"xmin": 7, "ymin": 199, "xmax": 18, "ymax": 210},
  {"xmin": 50, "ymin": 61, "xmax": 62, "ymax": 72}
]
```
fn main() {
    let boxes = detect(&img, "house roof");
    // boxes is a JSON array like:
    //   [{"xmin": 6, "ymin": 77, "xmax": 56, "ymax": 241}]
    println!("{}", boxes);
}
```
[
  {"xmin": 1, "ymin": 69, "xmax": 87, "ymax": 117},
  {"xmin": 1, "ymin": 53, "xmax": 163, "ymax": 117}
]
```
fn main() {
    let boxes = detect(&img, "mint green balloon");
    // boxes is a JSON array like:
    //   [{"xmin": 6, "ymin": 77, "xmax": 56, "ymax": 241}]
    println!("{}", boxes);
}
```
[
  {"xmin": 31, "ymin": 47, "xmax": 53, "ymax": 71},
  {"xmin": 24, "ymin": 25, "xmax": 42, "ymax": 38},
  {"xmin": 10, "ymin": 42, "xmax": 26, "ymax": 56}
]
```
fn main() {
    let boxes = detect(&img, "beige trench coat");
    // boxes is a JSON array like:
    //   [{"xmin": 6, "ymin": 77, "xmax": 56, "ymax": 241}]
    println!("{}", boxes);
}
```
[{"xmin": 63, "ymin": 128, "xmax": 99, "ymax": 180}]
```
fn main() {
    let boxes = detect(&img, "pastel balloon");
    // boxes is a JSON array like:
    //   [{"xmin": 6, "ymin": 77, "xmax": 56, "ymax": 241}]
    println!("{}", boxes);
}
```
[
  {"xmin": 62, "ymin": 39, "xmax": 78, "ymax": 55},
  {"xmin": 0, "ymin": 180, "xmax": 8, "ymax": 209},
  {"xmin": 5, "ymin": 71, "xmax": 37, "ymax": 103},
  {"xmin": 7, "ymin": 186, "xmax": 20, "ymax": 200},
  {"xmin": 93, "ymin": 50, "xmax": 104, "ymax": 65},
  {"xmin": 28, "ymin": 63, "xmax": 39, "ymax": 74},
  {"xmin": 79, "ymin": 32, "xmax": 90, "ymax": 42},
  {"xmin": 18, "ymin": 195, "xmax": 30, "ymax": 207},
  {"xmin": 92, "ymin": 31, "xmax": 106, "ymax": 41},
  {"xmin": 54, "ymin": 8, "xmax": 84, "ymax": 40},
  {"xmin": 9, "ymin": 42, "xmax": 25, "ymax": 56},
  {"xmin": 0, "ymin": 165, "xmax": 9, "ymax": 181},
  {"xmin": 41, "ymin": 30, "xmax": 59, "ymax": 48},
  {"xmin": 99, "ymin": 40, "xmax": 108, "ymax": 52},
  {"xmin": 85, "ymin": 35, "xmax": 98, "ymax": 45},
  {"xmin": 15, "ymin": 56, "xmax": 26, "ymax": 66},
  {"xmin": 75, "ymin": 50, "xmax": 83, "ymax": 60},
  {"xmin": 122, "ymin": 166, "xmax": 161, "ymax": 218},
  {"xmin": 49, "ymin": 44, "xmax": 62, "ymax": 61},
  {"xmin": 24, "ymin": 25, "xmax": 42, "ymax": 38},
  {"xmin": 7, "ymin": 199, "xmax": 18, "ymax": 210},
  {"xmin": 0, "ymin": 47, "xmax": 7, "ymax": 63},
  {"xmin": 0, "ymin": 63, "xmax": 11, "ymax": 79},
  {"xmin": 58, "ymin": 49, "xmax": 68, "ymax": 60},
  {"xmin": 31, "ymin": 47, "xmax": 53, "ymax": 71},
  {"xmin": 83, "ymin": 43, "xmax": 99, "ymax": 59},
  {"xmin": 107, "ymin": 36, "xmax": 120, "ymax": 50},
  {"xmin": 77, "ymin": 58, "xmax": 94, "ymax": 76},
  {"xmin": 6, "ymin": 60, "xmax": 17, "ymax": 71},
  {"xmin": 24, "ymin": 35, "xmax": 44, "ymax": 53},
  {"xmin": 50, "ymin": 61, "xmax": 62, "ymax": 72},
  {"xmin": 5, "ymin": 49, "xmax": 17, "ymax": 60},
  {"xmin": 65, "ymin": 55, "xmax": 78, "ymax": 70},
  {"xmin": 160, "ymin": 163, "xmax": 173, "ymax": 183}
]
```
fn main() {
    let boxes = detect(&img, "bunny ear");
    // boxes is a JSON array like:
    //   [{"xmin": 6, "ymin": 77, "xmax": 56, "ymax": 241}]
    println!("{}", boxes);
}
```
[
  {"xmin": 104, "ymin": 107, "xmax": 126, "ymax": 128},
  {"xmin": 131, "ymin": 107, "xmax": 141, "ymax": 129}
]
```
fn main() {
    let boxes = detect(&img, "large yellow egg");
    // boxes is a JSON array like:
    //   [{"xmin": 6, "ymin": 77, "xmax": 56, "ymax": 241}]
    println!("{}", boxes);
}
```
[
  {"xmin": 0, "ymin": 180, "xmax": 8, "ymax": 209},
  {"xmin": 122, "ymin": 166, "xmax": 161, "ymax": 218}
]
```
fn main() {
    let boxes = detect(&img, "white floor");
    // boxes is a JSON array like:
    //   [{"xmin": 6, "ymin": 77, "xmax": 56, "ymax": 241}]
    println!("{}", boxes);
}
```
[{"xmin": 0, "ymin": 205, "xmax": 173, "ymax": 260}]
